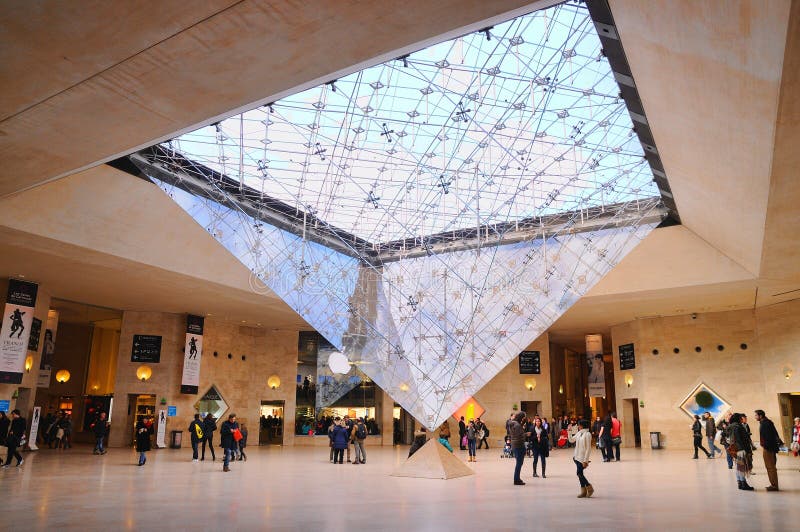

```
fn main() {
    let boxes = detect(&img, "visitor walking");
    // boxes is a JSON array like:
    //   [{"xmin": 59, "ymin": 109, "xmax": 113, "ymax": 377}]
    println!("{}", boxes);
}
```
[
  {"xmin": 704, "ymin": 412, "xmax": 722, "ymax": 458},
  {"xmin": 458, "ymin": 416, "xmax": 466, "ymax": 450},
  {"xmin": 571, "ymin": 419, "xmax": 594, "ymax": 498},
  {"xmin": 508, "ymin": 411, "xmax": 528, "ymax": 485},
  {"xmin": 188, "ymin": 413, "xmax": 204, "ymax": 462},
  {"xmin": 3, "ymin": 409, "xmax": 26, "ymax": 468},
  {"xmin": 201, "ymin": 413, "xmax": 217, "ymax": 461},
  {"xmin": 755, "ymin": 409, "xmax": 781, "ymax": 491},
  {"xmin": 610, "ymin": 412, "xmax": 621, "ymax": 461},
  {"xmin": 60, "ymin": 414, "xmax": 73, "ymax": 450},
  {"xmin": 598, "ymin": 414, "xmax": 612, "ymax": 461},
  {"xmin": 219, "ymin": 413, "xmax": 240, "ymax": 472},
  {"xmin": 237, "ymin": 424, "xmax": 248, "ymax": 461},
  {"xmin": 529, "ymin": 417, "xmax": 549, "ymax": 478},
  {"xmin": 135, "ymin": 417, "xmax": 152, "ymax": 466},
  {"xmin": 729, "ymin": 413, "xmax": 754, "ymax": 491},
  {"xmin": 476, "ymin": 418, "xmax": 490, "ymax": 449},
  {"xmin": 692, "ymin": 415, "xmax": 711, "ymax": 459}
]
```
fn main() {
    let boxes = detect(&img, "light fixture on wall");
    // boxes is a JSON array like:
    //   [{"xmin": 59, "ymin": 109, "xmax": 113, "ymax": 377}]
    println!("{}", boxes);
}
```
[
  {"xmin": 558, "ymin": 384, "xmax": 564, "ymax": 394},
  {"xmin": 524, "ymin": 378, "xmax": 537, "ymax": 391},
  {"xmin": 784, "ymin": 365, "xmax": 794, "ymax": 381},
  {"xmin": 55, "ymin": 369, "xmax": 71, "ymax": 383},
  {"xmin": 267, "ymin": 374, "xmax": 281, "ymax": 390},
  {"xmin": 624, "ymin": 373, "xmax": 634, "ymax": 388},
  {"xmin": 24, "ymin": 356, "xmax": 34, "ymax": 372},
  {"xmin": 136, "ymin": 365, "xmax": 153, "ymax": 382}
]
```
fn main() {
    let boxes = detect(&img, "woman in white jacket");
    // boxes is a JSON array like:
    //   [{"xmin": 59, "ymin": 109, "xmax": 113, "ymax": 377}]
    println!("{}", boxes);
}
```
[{"xmin": 570, "ymin": 419, "xmax": 594, "ymax": 498}]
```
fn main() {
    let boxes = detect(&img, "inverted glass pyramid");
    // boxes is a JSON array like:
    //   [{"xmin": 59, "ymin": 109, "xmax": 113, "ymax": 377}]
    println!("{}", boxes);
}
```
[{"xmin": 135, "ymin": 2, "xmax": 666, "ymax": 429}]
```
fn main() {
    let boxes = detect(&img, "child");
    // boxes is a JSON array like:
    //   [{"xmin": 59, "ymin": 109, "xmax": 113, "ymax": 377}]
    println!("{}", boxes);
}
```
[{"xmin": 237, "ymin": 424, "xmax": 248, "ymax": 461}]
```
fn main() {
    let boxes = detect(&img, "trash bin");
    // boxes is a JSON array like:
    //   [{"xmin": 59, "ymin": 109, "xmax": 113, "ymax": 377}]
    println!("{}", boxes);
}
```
[
  {"xmin": 650, "ymin": 431, "xmax": 661, "ymax": 449},
  {"xmin": 170, "ymin": 430, "xmax": 183, "ymax": 449}
]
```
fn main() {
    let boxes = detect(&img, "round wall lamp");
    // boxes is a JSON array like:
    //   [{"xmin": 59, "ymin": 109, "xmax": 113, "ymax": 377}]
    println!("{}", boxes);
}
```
[
  {"xmin": 55, "ymin": 369, "xmax": 71, "ymax": 383},
  {"xmin": 784, "ymin": 366, "xmax": 794, "ymax": 381},
  {"xmin": 136, "ymin": 365, "xmax": 153, "ymax": 382},
  {"xmin": 267, "ymin": 374, "xmax": 281, "ymax": 390},
  {"xmin": 558, "ymin": 384, "xmax": 564, "ymax": 394},
  {"xmin": 24, "ymin": 356, "xmax": 34, "ymax": 373},
  {"xmin": 624, "ymin": 373, "xmax": 634, "ymax": 388},
  {"xmin": 524, "ymin": 378, "xmax": 537, "ymax": 391}
]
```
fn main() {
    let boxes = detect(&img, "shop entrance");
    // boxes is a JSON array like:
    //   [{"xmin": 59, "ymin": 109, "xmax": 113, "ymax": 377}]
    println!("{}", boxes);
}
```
[
  {"xmin": 777, "ymin": 393, "xmax": 800, "ymax": 443},
  {"xmin": 623, "ymin": 398, "xmax": 642, "ymax": 447},
  {"xmin": 128, "ymin": 394, "xmax": 155, "ymax": 446},
  {"xmin": 259, "ymin": 400, "xmax": 284, "ymax": 445}
]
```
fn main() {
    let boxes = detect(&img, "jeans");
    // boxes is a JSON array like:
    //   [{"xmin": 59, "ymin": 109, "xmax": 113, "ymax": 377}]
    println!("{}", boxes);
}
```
[
  {"xmin": 353, "ymin": 440, "xmax": 366, "ymax": 462},
  {"xmin": 202, "ymin": 435, "xmax": 215, "ymax": 460},
  {"xmin": 612, "ymin": 441, "xmax": 620, "ymax": 461},
  {"xmin": 512, "ymin": 447, "xmax": 525, "ymax": 482},
  {"xmin": 574, "ymin": 458, "xmax": 589, "ymax": 487},
  {"xmin": 707, "ymin": 437, "xmax": 722, "ymax": 457},
  {"xmin": 95, "ymin": 437, "xmax": 105, "ymax": 453},
  {"xmin": 191, "ymin": 440, "xmax": 199, "ymax": 459},
  {"xmin": 532, "ymin": 448, "xmax": 547, "ymax": 475},
  {"xmin": 138, "ymin": 451, "xmax": 146, "ymax": 464},
  {"xmin": 467, "ymin": 438, "xmax": 476, "ymax": 456},
  {"xmin": 223, "ymin": 447, "xmax": 234, "ymax": 468},
  {"xmin": 725, "ymin": 446, "xmax": 733, "ymax": 468}
]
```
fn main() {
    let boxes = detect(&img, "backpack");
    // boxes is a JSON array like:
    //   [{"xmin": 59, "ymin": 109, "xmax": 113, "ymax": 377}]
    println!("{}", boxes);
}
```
[
  {"xmin": 356, "ymin": 423, "xmax": 367, "ymax": 439},
  {"xmin": 194, "ymin": 421, "xmax": 204, "ymax": 440}
]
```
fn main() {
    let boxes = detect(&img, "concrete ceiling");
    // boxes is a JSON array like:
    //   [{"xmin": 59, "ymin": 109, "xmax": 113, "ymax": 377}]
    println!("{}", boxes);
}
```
[{"xmin": 1, "ymin": 1, "xmax": 799, "ymax": 350}]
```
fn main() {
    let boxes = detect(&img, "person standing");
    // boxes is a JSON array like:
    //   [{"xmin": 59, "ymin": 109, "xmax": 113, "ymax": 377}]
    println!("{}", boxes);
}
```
[
  {"xmin": 755, "ymin": 409, "xmax": 781, "ymax": 492},
  {"xmin": 92, "ymin": 412, "xmax": 109, "ymax": 455},
  {"xmin": 692, "ymin": 415, "xmax": 711, "ymax": 459},
  {"xmin": 0, "ymin": 411, "xmax": 9, "ymax": 465},
  {"xmin": 476, "ymin": 418, "xmax": 490, "ymax": 449},
  {"xmin": 610, "ymin": 412, "xmax": 621, "ymax": 461},
  {"xmin": 591, "ymin": 416, "xmax": 602, "ymax": 444},
  {"xmin": 188, "ymin": 413, "xmax": 204, "ymax": 462},
  {"xmin": 352, "ymin": 417, "xmax": 368, "ymax": 464},
  {"xmin": 3, "ymin": 410, "xmax": 26, "ymax": 468},
  {"xmin": 729, "ymin": 413, "xmax": 754, "ymax": 491},
  {"xmin": 60, "ymin": 414, "xmax": 73, "ymax": 450},
  {"xmin": 717, "ymin": 413, "xmax": 734, "ymax": 469},
  {"xmin": 529, "ymin": 417, "xmax": 549, "ymax": 478},
  {"xmin": 704, "ymin": 412, "xmax": 721, "ymax": 458},
  {"xmin": 343, "ymin": 415, "xmax": 354, "ymax": 463},
  {"xmin": 135, "ymin": 417, "xmax": 153, "ymax": 466},
  {"xmin": 330, "ymin": 417, "xmax": 348, "ymax": 464},
  {"xmin": 219, "ymin": 413, "xmax": 240, "ymax": 472},
  {"xmin": 238, "ymin": 424, "xmax": 248, "ymax": 461},
  {"xmin": 598, "ymin": 414, "xmax": 612, "ymax": 462},
  {"xmin": 571, "ymin": 419, "xmax": 594, "ymax": 498},
  {"xmin": 791, "ymin": 417, "xmax": 800, "ymax": 469},
  {"xmin": 466, "ymin": 420, "xmax": 478, "ymax": 462},
  {"xmin": 508, "ymin": 411, "xmax": 528, "ymax": 485},
  {"xmin": 201, "ymin": 413, "xmax": 217, "ymax": 461},
  {"xmin": 458, "ymin": 416, "xmax": 467, "ymax": 450}
]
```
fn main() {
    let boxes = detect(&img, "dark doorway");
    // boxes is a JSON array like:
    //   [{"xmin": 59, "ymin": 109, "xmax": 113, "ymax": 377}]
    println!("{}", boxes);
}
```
[
  {"xmin": 259, "ymin": 400, "xmax": 284, "ymax": 445},
  {"xmin": 521, "ymin": 401, "xmax": 541, "ymax": 418},
  {"xmin": 623, "ymin": 398, "xmax": 641, "ymax": 447}
]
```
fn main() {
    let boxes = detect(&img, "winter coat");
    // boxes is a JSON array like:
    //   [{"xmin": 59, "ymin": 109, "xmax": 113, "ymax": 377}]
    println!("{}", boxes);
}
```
[
  {"xmin": 529, "ymin": 426, "xmax": 550, "ymax": 454},
  {"xmin": 508, "ymin": 420, "xmax": 526, "ymax": 449},
  {"xmin": 93, "ymin": 418, "xmax": 108, "ymax": 437},
  {"xmin": 330, "ymin": 424, "xmax": 349, "ymax": 450},
  {"xmin": 203, "ymin": 418, "xmax": 217, "ymax": 440},
  {"xmin": 0, "ymin": 416, "xmax": 9, "ymax": 445},
  {"xmin": 705, "ymin": 417, "xmax": 716, "ymax": 437},
  {"xmin": 692, "ymin": 420, "xmax": 703, "ymax": 437},
  {"xmin": 135, "ymin": 421, "xmax": 152, "ymax": 452},
  {"xmin": 219, "ymin": 420, "xmax": 240, "ymax": 450},
  {"xmin": 239, "ymin": 427, "xmax": 248, "ymax": 448},
  {"xmin": 759, "ymin": 417, "xmax": 782, "ymax": 453},
  {"xmin": 730, "ymin": 422, "xmax": 753, "ymax": 453},
  {"xmin": 572, "ymin": 428, "xmax": 592, "ymax": 463},
  {"xmin": 188, "ymin": 419, "xmax": 204, "ymax": 443},
  {"xmin": 8, "ymin": 417, "xmax": 26, "ymax": 447}
]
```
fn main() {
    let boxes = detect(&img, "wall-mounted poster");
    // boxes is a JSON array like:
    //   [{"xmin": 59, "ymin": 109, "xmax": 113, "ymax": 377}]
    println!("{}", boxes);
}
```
[
  {"xmin": 586, "ymin": 334, "xmax": 605, "ymax": 397},
  {"xmin": 619, "ymin": 343, "xmax": 635, "ymax": 370},
  {"xmin": 38, "ymin": 311, "xmax": 58, "ymax": 388},
  {"xmin": 28, "ymin": 318, "xmax": 42, "ymax": 352},
  {"xmin": 518, "ymin": 351, "xmax": 541, "ymax": 374},
  {"xmin": 0, "ymin": 279, "xmax": 39, "ymax": 384},
  {"xmin": 132, "ymin": 335, "xmax": 162, "ymax": 363},
  {"xmin": 679, "ymin": 382, "xmax": 732, "ymax": 422}
]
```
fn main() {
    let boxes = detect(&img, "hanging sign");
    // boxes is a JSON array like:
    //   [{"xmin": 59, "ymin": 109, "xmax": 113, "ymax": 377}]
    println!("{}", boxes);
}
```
[
  {"xmin": 518, "ymin": 350, "xmax": 541, "ymax": 374},
  {"xmin": 28, "ymin": 406, "xmax": 41, "ymax": 451},
  {"xmin": 156, "ymin": 409, "xmax": 167, "ymax": 448},
  {"xmin": 37, "ymin": 311, "xmax": 58, "ymax": 388},
  {"xmin": 27, "ymin": 318, "xmax": 42, "ymax": 352},
  {"xmin": 0, "ymin": 279, "xmax": 39, "ymax": 384},
  {"xmin": 586, "ymin": 334, "xmax": 606, "ymax": 397},
  {"xmin": 180, "ymin": 315, "xmax": 204, "ymax": 394}
]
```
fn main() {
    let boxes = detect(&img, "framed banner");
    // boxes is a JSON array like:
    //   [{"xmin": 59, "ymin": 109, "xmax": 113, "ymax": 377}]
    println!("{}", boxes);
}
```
[
  {"xmin": 180, "ymin": 315, "xmax": 204, "ymax": 394},
  {"xmin": 132, "ymin": 335, "xmax": 162, "ymax": 363},
  {"xmin": 0, "ymin": 279, "xmax": 39, "ymax": 384},
  {"xmin": 518, "ymin": 350, "xmax": 541, "ymax": 374},
  {"xmin": 586, "ymin": 334, "xmax": 606, "ymax": 397}
]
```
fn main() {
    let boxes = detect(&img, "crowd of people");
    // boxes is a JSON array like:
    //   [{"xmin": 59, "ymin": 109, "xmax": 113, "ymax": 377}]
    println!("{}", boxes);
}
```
[
  {"xmin": 327, "ymin": 415, "xmax": 368, "ymax": 465},
  {"xmin": 188, "ymin": 413, "xmax": 248, "ymax": 471}
]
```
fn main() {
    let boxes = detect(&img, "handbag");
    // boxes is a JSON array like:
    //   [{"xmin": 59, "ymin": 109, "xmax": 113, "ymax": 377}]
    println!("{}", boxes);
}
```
[
  {"xmin": 612, "ymin": 436, "xmax": 622, "ymax": 445},
  {"xmin": 232, "ymin": 428, "xmax": 243, "ymax": 442},
  {"xmin": 461, "ymin": 435, "xmax": 468, "ymax": 447},
  {"xmin": 727, "ymin": 441, "xmax": 738, "ymax": 457}
]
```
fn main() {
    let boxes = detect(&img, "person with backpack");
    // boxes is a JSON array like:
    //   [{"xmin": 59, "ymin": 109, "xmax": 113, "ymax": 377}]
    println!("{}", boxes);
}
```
[
  {"xmin": 351, "ymin": 417, "xmax": 367, "ymax": 464},
  {"xmin": 188, "ymin": 413, "xmax": 204, "ymax": 462}
]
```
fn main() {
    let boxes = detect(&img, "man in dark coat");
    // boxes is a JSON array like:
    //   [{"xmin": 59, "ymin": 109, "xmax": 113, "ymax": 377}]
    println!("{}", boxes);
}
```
[
  {"xmin": 92, "ymin": 412, "xmax": 108, "ymax": 455},
  {"xmin": 188, "ymin": 413, "xmax": 204, "ymax": 462},
  {"xmin": 135, "ymin": 417, "xmax": 153, "ymax": 466},
  {"xmin": 201, "ymin": 413, "xmax": 217, "ymax": 461},
  {"xmin": 458, "ymin": 416, "xmax": 467, "ymax": 450},
  {"xmin": 219, "ymin": 413, "xmax": 240, "ymax": 472},
  {"xmin": 3, "ymin": 409, "xmax": 26, "ymax": 467},
  {"xmin": 755, "ymin": 409, "xmax": 782, "ymax": 491}
]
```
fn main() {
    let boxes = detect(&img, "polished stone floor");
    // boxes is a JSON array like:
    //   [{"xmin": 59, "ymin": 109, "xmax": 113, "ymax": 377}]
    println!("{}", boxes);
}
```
[{"xmin": 3, "ymin": 444, "xmax": 799, "ymax": 531}]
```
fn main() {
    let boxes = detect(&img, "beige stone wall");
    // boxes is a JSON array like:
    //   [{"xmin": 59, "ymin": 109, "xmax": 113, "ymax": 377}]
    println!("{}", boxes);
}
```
[
  {"xmin": 611, "ymin": 300, "xmax": 800, "ymax": 449},
  {"xmin": 472, "ymin": 333, "xmax": 551, "ymax": 445},
  {"xmin": 109, "ymin": 311, "xmax": 298, "ymax": 448}
]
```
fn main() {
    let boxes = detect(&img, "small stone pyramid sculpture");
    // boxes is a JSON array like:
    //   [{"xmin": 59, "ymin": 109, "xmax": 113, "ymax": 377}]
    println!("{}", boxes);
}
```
[{"xmin": 391, "ymin": 438, "xmax": 474, "ymax": 480}]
